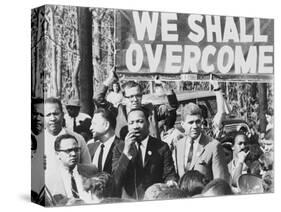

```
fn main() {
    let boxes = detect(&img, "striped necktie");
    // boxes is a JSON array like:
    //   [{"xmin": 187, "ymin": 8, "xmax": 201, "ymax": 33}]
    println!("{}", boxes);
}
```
[
  {"xmin": 70, "ymin": 172, "xmax": 79, "ymax": 198},
  {"xmin": 185, "ymin": 139, "xmax": 194, "ymax": 172}
]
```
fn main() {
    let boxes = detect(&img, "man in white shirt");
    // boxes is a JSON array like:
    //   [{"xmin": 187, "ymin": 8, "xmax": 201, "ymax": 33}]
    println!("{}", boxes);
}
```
[
  {"xmin": 87, "ymin": 108, "xmax": 120, "ymax": 174},
  {"xmin": 44, "ymin": 97, "xmax": 91, "ymax": 201},
  {"xmin": 64, "ymin": 99, "xmax": 92, "ymax": 141},
  {"xmin": 51, "ymin": 133, "xmax": 95, "ymax": 205},
  {"xmin": 228, "ymin": 133, "xmax": 249, "ymax": 187}
]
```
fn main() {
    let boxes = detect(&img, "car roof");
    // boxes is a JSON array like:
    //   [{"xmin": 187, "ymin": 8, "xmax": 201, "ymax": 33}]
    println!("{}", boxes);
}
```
[
  {"xmin": 222, "ymin": 119, "xmax": 249, "ymax": 125},
  {"xmin": 142, "ymin": 90, "xmax": 216, "ymax": 105}
]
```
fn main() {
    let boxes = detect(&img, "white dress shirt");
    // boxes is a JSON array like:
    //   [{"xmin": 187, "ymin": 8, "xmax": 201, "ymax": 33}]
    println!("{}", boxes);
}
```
[
  {"xmin": 64, "ymin": 112, "xmax": 91, "ymax": 131},
  {"xmin": 45, "ymin": 128, "xmax": 91, "ymax": 197},
  {"xmin": 135, "ymin": 136, "xmax": 149, "ymax": 164},
  {"xmin": 92, "ymin": 136, "xmax": 115, "ymax": 170},
  {"xmin": 106, "ymin": 92, "xmax": 123, "ymax": 107},
  {"xmin": 57, "ymin": 165, "xmax": 92, "ymax": 202}
]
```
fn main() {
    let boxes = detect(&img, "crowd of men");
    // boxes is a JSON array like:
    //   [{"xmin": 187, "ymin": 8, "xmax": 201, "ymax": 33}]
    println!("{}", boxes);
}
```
[{"xmin": 31, "ymin": 69, "xmax": 274, "ymax": 206}]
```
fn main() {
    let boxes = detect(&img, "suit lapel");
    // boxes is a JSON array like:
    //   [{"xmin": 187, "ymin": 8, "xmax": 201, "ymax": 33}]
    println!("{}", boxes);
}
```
[
  {"xmin": 103, "ymin": 138, "xmax": 117, "ymax": 172},
  {"xmin": 176, "ymin": 137, "xmax": 187, "ymax": 176},
  {"xmin": 144, "ymin": 137, "xmax": 153, "ymax": 167},
  {"xmin": 88, "ymin": 141, "xmax": 100, "ymax": 161},
  {"xmin": 190, "ymin": 134, "xmax": 208, "ymax": 169}
]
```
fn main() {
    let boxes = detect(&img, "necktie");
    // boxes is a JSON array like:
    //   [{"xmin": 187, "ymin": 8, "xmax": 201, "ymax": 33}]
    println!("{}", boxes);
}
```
[
  {"xmin": 185, "ymin": 139, "xmax": 194, "ymax": 172},
  {"xmin": 98, "ymin": 144, "xmax": 105, "ymax": 172},
  {"xmin": 70, "ymin": 172, "xmax": 79, "ymax": 198},
  {"xmin": 136, "ymin": 142, "xmax": 143, "ymax": 168},
  {"xmin": 135, "ymin": 141, "xmax": 144, "ymax": 199},
  {"xmin": 73, "ymin": 117, "xmax": 77, "ymax": 132}
]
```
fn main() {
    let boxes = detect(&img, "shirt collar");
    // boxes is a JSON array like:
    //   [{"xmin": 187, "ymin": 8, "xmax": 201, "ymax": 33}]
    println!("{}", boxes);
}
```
[
  {"xmin": 186, "ymin": 133, "xmax": 201, "ymax": 144},
  {"xmin": 101, "ymin": 135, "xmax": 115, "ymax": 148},
  {"xmin": 45, "ymin": 127, "xmax": 66, "ymax": 138},
  {"xmin": 136, "ymin": 136, "xmax": 149, "ymax": 149},
  {"xmin": 59, "ymin": 161, "xmax": 78, "ymax": 175},
  {"xmin": 194, "ymin": 133, "xmax": 202, "ymax": 144}
]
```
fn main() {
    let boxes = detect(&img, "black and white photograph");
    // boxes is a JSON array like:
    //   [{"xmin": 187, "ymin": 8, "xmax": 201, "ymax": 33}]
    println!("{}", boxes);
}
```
[
  {"xmin": 30, "ymin": 4, "xmax": 274, "ymax": 207},
  {"xmin": 2, "ymin": 0, "xmax": 281, "ymax": 212}
]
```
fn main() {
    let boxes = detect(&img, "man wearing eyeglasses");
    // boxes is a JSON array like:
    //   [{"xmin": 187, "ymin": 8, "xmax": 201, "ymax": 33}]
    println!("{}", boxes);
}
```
[
  {"xmin": 94, "ymin": 68, "xmax": 178, "ymax": 140},
  {"xmin": 44, "ymin": 97, "xmax": 92, "ymax": 204},
  {"xmin": 49, "ymin": 134, "xmax": 97, "ymax": 205},
  {"xmin": 175, "ymin": 103, "xmax": 230, "ymax": 183}
]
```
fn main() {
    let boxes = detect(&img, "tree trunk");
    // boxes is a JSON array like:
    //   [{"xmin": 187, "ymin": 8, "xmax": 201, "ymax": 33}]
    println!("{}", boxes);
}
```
[
  {"xmin": 49, "ymin": 7, "xmax": 58, "ymax": 97},
  {"xmin": 56, "ymin": 32, "xmax": 62, "ymax": 98},
  {"xmin": 251, "ymin": 83, "xmax": 257, "ymax": 101},
  {"xmin": 71, "ymin": 53, "xmax": 80, "ymax": 99},
  {"xmin": 92, "ymin": 10, "xmax": 101, "ymax": 94},
  {"xmin": 77, "ymin": 7, "xmax": 94, "ymax": 116},
  {"xmin": 258, "ymin": 83, "xmax": 268, "ymax": 133}
]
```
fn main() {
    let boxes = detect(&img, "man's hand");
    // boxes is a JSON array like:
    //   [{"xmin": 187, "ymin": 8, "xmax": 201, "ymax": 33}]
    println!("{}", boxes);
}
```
[
  {"xmin": 210, "ymin": 80, "xmax": 220, "ymax": 90},
  {"xmin": 104, "ymin": 67, "xmax": 118, "ymax": 86},
  {"xmin": 237, "ymin": 150, "xmax": 249, "ymax": 164},
  {"xmin": 123, "ymin": 130, "xmax": 137, "ymax": 159}
]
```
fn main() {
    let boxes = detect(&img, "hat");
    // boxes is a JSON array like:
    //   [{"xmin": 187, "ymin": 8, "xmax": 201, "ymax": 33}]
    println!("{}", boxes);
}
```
[{"xmin": 66, "ymin": 99, "xmax": 80, "ymax": 107}]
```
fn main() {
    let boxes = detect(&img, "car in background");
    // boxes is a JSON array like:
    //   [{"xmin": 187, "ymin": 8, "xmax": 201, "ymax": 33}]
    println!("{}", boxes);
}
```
[{"xmin": 142, "ymin": 90, "xmax": 251, "ymax": 142}]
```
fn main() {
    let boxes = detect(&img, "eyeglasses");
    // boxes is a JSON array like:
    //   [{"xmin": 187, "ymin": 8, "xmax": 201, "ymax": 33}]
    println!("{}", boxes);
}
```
[
  {"xmin": 124, "ymin": 94, "xmax": 142, "ymax": 99},
  {"xmin": 57, "ymin": 147, "xmax": 81, "ymax": 154}
]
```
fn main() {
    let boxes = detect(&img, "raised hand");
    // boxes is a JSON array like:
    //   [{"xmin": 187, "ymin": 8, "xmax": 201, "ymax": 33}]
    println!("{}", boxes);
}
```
[
  {"xmin": 123, "ymin": 130, "xmax": 137, "ymax": 158},
  {"xmin": 104, "ymin": 67, "xmax": 118, "ymax": 86}
]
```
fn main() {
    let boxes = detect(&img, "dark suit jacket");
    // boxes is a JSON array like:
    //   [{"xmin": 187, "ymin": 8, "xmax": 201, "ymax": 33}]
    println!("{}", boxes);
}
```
[
  {"xmin": 175, "ymin": 133, "xmax": 230, "ymax": 183},
  {"xmin": 112, "ymin": 136, "xmax": 178, "ymax": 200},
  {"xmin": 87, "ymin": 136, "xmax": 121, "ymax": 174}
]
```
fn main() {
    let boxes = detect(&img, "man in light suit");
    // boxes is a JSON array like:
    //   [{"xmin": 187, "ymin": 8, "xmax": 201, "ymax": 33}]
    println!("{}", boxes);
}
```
[
  {"xmin": 87, "ymin": 108, "xmax": 120, "ymax": 174},
  {"xmin": 48, "ymin": 133, "xmax": 97, "ymax": 205},
  {"xmin": 112, "ymin": 107, "xmax": 178, "ymax": 200},
  {"xmin": 175, "ymin": 103, "xmax": 230, "ymax": 183}
]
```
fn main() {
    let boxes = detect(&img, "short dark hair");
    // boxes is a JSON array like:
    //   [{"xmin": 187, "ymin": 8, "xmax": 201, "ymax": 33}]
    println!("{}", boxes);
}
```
[
  {"xmin": 111, "ymin": 82, "xmax": 121, "ymax": 92},
  {"xmin": 54, "ymin": 134, "xmax": 78, "ymax": 151},
  {"xmin": 144, "ymin": 183, "xmax": 186, "ymax": 200},
  {"xmin": 202, "ymin": 179, "xmax": 233, "ymax": 196},
  {"xmin": 127, "ymin": 106, "xmax": 149, "ymax": 121},
  {"xmin": 156, "ymin": 187, "xmax": 186, "ymax": 199},
  {"xmin": 122, "ymin": 81, "xmax": 142, "ymax": 92},
  {"xmin": 94, "ymin": 108, "xmax": 117, "ymax": 129},
  {"xmin": 31, "ymin": 97, "xmax": 44, "ymax": 106},
  {"xmin": 45, "ymin": 97, "xmax": 63, "ymax": 113},
  {"xmin": 182, "ymin": 103, "xmax": 202, "ymax": 121},
  {"xmin": 198, "ymin": 104, "xmax": 208, "ymax": 119},
  {"xmin": 91, "ymin": 172, "xmax": 114, "ymax": 199},
  {"xmin": 31, "ymin": 97, "xmax": 44, "ymax": 113},
  {"xmin": 179, "ymin": 170, "xmax": 206, "ymax": 196},
  {"xmin": 234, "ymin": 132, "xmax": 248, "ymax": 144}
]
